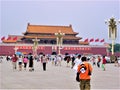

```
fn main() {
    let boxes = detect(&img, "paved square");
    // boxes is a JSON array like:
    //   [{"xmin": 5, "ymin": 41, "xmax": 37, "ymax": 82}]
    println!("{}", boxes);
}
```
[{"xmin": 0, "ymin": 58, "xmax": 120, "ymax": 90}]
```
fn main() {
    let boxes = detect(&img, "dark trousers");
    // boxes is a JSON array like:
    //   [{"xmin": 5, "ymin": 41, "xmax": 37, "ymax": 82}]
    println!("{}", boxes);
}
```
[
  {"xmin": 97, "ymin": 62, "xmax": 100, "ymax": 68},
  {"xmin": 43, "ymin": 63, "xmax": 46, "ymax": 71},
  {"xmin": 24, "ymin": 63, "xmax": 27, "ymax": 68}
]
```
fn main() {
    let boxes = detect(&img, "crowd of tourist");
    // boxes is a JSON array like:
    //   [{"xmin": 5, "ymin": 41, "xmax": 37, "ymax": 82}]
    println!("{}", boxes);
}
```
[
  {"xmin": 0, "ymin": 53, "xmax": 120, "ymax": 90},
  {"xmin": 0, "ymin": 53, "xmax": 120, "ymax": 71}
]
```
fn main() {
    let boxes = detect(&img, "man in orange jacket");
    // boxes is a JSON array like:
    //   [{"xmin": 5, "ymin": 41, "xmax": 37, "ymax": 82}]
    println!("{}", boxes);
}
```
[{"xmin": 77, "ymin": 56, "xmax": 93, "ymax": 90}]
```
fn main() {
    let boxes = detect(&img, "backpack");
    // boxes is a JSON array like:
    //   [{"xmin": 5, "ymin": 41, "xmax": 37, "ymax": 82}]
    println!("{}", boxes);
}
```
[
  {"xmin": 76, "ymin": 72, "xmax": 80, "ymax": 82},
  {"xmin": 88, "ymin": 64, "xmax": 91, "ymax": 75},
  {"xmin": 76, "ymin": 64, "xmax": 86, "ymax": 82},
  {"xmin": 76, "ymin": 63, "xmax": 91, "ymax": 82}
]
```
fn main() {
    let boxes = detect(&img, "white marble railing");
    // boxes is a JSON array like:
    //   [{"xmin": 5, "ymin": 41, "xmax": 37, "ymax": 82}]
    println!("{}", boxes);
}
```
[{"xmin": 0, "ymin": 43, "xmax": 107, "ymax": 47}]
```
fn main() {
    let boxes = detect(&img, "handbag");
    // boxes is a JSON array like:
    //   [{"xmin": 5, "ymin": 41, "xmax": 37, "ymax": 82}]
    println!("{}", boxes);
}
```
[{"xmin": 76, "ymin": 72, "xmax": 80, "ymax": 82}]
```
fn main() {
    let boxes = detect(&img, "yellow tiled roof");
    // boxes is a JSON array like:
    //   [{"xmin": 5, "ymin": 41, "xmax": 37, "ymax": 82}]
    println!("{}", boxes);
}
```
[
  {"xmin": 3, "ymin": 40, "xmax": 17, "ymax": 43},
  {"xmin": 79, "ymin": 41, "xmax": 89, "ymax": 45},
  {"xmin": 25, "ymin": 24, "xmax": 78, "ymax": 34}
]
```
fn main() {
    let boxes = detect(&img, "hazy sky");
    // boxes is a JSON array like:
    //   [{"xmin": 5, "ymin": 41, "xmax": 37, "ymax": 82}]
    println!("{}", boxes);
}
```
[{"xmin": 0, "ymin": 0, "xmax": 120, "ymax": 44}]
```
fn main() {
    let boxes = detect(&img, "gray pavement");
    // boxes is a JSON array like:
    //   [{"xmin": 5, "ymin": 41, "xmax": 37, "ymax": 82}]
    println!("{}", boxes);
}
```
[{"xmin": 0, "ymin": 58, "xmax": 120, "ymax": 90}]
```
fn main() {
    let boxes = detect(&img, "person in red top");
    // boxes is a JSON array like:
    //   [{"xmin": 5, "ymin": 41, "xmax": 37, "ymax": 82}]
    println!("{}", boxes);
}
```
[
  {"xmin": 12, "ymin": 54, "xmax": 18, "ymax": 70},
  {"xmin": 102, "ymin": 55, "xmax": 106, "ymax": 71},
  {"xmin": 77, "ymin": 56, "xmax": 92, "ymax": 90}
]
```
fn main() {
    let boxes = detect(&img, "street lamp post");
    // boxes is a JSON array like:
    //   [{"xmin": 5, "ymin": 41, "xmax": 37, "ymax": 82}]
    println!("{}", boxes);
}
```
[
  {"xmin": 55, "ymin": 30, "xmax": 65, "ymax": 55},
  {"xmin": 32, "ymin": 37, "xmax": 39, "ymax": 57},
  {"xmin": 105, "ymin": 17, "xmax": 119, "ymax": 55}
]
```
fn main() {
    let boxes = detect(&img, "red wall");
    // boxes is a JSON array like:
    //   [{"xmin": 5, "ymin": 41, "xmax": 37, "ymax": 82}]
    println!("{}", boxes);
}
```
[
  {"xmin": 0, "ymin": 46, "xmax": 15, "ymax": 55},
  {"xmin": 0, "ymin": 45, "xmax": 119, "ymax": 56},
  {"xmin": 61, "ymin": 47, "xmax": 106, "ymax": 55}
]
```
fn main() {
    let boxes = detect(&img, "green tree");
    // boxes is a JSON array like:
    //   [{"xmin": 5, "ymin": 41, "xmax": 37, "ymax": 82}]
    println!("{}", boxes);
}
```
[{"xmin": 108, "ymin": 43, "xmax": 120, "ymax": 52}]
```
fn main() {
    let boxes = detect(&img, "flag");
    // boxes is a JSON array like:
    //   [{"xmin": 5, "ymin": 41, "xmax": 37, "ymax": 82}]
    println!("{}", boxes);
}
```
[
  {"xmin": 84, "ymin": 38, "xmax": 88, "ymax": 42},
  {"xmin": 1, "ymin": 36, "xmax": 5, "ymax": 40},
  {"xmin": 7, "ymin": 36, "xmax": 11, "ymax": 40},
  {"xmin": 90, "ymin": 38, "xmax": 94, "ymax": 42},
  {"xmin": 100, "ymin": 39, "xmax": 104, "ymax": 42},
  {"xmin": 95, "ymin": 38, "xmax": 99, "ymax": 42},
  {"xmin": 13, "ymin": 36, "xmax": 17, "ymax": 40}
]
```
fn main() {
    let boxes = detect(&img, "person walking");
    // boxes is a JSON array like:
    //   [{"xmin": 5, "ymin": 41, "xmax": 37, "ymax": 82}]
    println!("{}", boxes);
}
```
[
  {"xmin": 66, "ymin": 55, "xmax": 71, "ymax": 67},
  {"xmin": 73, "ymin": 54, "xmax": 82, "ymax": 73},
  {"xmin": 77, "ymin": 56, "xmax": 93, "ymax": 90},
  {"xmin": 57, "ymin": 55, "xmax": 62, "ymax": 66},
  {"xmin": 91, "ymin": 56, "xmax": 96, "ymax": 66},
  {"xmin": 23, "ymin": 56, "xmax": 28, "ymax": 70},
  {"xmin": 29, "ymin": 55, "xmax": 34, "ymax": 71},
  {"xmin": 0, "ymin": 56, "xmax": 3, "ymax": 63},
  {"xmin": 41, "ymin": 54, "xmax": 48, "ymax": 71},
  {"xmin": 102, "ymin": 56, "xmax": 106, "ymax": 71},
  {"xmin": 97, "ymin": 56, "xmax": 101, "ymax": 68},
  {"xmin": 54, "ymin": 55, "xmax": 57, "ymax": 66},
  {"xmin": 118, "ymin": 56, "xmax": 120, "ymax": 67},
  {"xmin": 12, "ymin": 54, "xmax": 18, "ymax": 70},
  {"xmin": 71, "ymin": 55, "xmax": 75, "ymax": 68},
  {"xmin": 18, "ymin": 55, "xmax": 23, "ymax": 71},
  {"xmin": 114, "ymin": 56, "xmax": 118, "ymax": 67}
]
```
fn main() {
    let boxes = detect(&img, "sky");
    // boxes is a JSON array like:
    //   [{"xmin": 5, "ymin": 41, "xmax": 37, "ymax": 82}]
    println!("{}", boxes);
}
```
[{"xmin": 0, "ymin": 0, "xmax": 120, "ymax": 44}]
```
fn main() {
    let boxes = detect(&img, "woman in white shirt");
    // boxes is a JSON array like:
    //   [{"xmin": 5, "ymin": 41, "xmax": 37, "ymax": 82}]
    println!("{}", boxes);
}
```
[
  {"xmin": 18, "ymin": 55, "xmax": 23, "ymax": 71},
  {"xmin": 73, "ymin": 54, "xmax": 82, "ymax": 73}
]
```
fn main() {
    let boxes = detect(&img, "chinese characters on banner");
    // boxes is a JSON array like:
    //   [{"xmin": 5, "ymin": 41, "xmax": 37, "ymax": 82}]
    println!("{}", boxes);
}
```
[
  {"xmin": 16, "ymin": 46, "xmax": 45, "ymax": 50},
  {"xmin": 15, "ymin": 46, "xmax": 91, "ymax": 51},
  {"xmin": 64, "ymin": 47, "xmax": 91, "ymax": 51}
]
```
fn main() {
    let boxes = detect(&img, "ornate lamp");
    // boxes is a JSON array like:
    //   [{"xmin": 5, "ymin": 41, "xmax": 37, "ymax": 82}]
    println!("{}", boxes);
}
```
[
  {"xmin": 105, "ymin": 17, "xmax": 119, "ymax": 55},
  {"xmin": 32, "ymin": 37, "xmax": 39, "ymax": 56},
  {"xmin": 55, "ymin": 30, "xmax": 65, "ymax": 55}
]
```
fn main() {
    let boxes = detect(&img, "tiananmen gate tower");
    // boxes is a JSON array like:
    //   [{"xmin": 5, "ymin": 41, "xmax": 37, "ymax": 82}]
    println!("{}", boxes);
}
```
[{"xmin": 0, "ymin": 23, "xmax": 111, "ymax": 56}]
